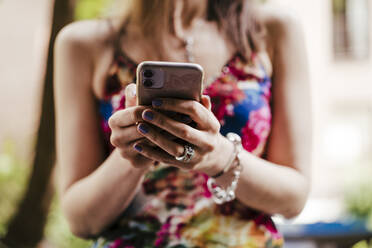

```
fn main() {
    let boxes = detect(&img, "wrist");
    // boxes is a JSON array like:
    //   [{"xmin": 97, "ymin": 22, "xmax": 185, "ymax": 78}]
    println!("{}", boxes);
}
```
[
  {"xmin": 209, "ymin": 133, "xmax": 238, "ymax": 178},
  {"xmin": 129, "ymin": 163, "xmax": 151, "ymax": 176},
  {"xmin": 207, "ymin": 132, "xmax": 244, "ymax": 204},
  {"xmin": 202, "ymin": 134, "xmax": 235, "ymax": 177}
]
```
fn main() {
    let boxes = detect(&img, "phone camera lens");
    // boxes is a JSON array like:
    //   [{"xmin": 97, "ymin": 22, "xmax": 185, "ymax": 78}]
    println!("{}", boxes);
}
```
[
  {"xmin": 143, "ymin": 79, "xmax": 153, "ymax": 88},
  {"xmin": 144, "ymin": 70, "xmax": 154, "ymax": 78}
]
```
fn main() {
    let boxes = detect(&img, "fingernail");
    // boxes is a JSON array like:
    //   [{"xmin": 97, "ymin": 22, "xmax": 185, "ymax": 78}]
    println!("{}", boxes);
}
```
[
  {"xmin": 134, "ymin": 144, "xmax": 142, "ymax": 152},
  {"xmin": 143, "ymin": 111, "xmax": 154, "ymax": 121},
  {"xmin": 131, "ymin": 89, "xmax": 136, "ymax": 97},
  {"xmin": 138, "ymin": 124, "xmax": 148, "ymax": 134},
  {"xmin": 152, "ymin": 99, "xmax": 162, "ymax": 107}
]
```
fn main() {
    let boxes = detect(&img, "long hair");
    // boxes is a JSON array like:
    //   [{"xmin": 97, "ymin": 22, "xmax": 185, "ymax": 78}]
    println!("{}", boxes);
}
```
[{"xmin": 115, "ymin": 0, "xmax": 265, "ymax": 62}]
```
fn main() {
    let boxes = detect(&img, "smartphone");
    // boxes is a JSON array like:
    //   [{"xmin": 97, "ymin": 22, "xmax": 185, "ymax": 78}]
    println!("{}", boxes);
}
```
[{"xmin": 136, "ymin": 61, "xmax": 204, "ymax": 106}]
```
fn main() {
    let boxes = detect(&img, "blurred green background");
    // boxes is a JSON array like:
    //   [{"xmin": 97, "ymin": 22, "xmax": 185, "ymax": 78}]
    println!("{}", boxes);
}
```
[{"xmin": 0, "ymin": 1, "xmax": 112, "ymax": 247}]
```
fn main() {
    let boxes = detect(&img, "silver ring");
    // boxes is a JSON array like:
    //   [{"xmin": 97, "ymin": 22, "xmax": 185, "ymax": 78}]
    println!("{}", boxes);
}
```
[{"xmin": 175, "ymin": 144, "xmax": 195, "ymax": 163}]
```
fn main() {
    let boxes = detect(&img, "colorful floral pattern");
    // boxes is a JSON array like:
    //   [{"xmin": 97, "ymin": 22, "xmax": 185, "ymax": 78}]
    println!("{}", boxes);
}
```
[{"xmin": 94, "ymin": 52, "xmax": 283, "ymax": 247}]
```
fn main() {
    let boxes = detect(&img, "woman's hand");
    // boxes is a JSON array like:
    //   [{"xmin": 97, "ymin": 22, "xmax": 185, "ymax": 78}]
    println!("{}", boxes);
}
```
[
  {"xmin": 108, "ymin": 84, "xmax": 155, "ymax": 169},
  {"xmin": 133, "ymin": 95, "xmax": 234, "ymax": 176}
]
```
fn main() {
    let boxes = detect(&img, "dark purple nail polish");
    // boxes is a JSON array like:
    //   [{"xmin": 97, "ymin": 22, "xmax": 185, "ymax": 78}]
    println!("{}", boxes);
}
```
[
  {"xmin": 152, "ymin": 99, "xmax": 162, "ymax": 107},
  {"xmin": 143, "ymin": 111, "xmax": 154, "ymax": 121},
  {"xmin": 138, "ymin": 124, "xmax": 148, "ymax": 134},
  {"xmin": 134, "ymin": 145, "xmax": 142, "ymax": 152}
]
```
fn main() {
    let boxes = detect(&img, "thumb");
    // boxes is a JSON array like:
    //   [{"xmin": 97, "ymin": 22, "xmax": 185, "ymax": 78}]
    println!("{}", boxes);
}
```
[
  {"xmin": 201, "ymin": 95, "xmax": 211, "ymax": 111},
  {"xmin": 125, "ymin": 83, "xmax": 137, "ymax": 108}
]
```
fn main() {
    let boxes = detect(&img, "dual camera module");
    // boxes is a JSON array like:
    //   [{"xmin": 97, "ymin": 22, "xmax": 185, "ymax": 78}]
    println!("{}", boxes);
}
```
[
  {"xmin": 143, "ymin": 70, "xmax": 154, "ymax": 88},
  {"xmin": 141, "ymin": 67, "xmax": 164, "ymax": 89}
]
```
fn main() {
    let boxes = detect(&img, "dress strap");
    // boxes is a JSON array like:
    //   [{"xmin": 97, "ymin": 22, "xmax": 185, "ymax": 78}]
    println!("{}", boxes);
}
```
[
  {"xmin": 109, "ymin": 19, "xmax": 138, "ymax": 70},
  {"xmin": 111, "ymin": 18, "xmax": 129, "ymax": 55}
]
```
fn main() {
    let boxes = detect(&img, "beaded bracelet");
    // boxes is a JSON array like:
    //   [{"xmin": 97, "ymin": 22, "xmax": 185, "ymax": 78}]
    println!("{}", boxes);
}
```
[{"xmin": 207, "ymin": 132, "xmax": 244, "ymax": 204}]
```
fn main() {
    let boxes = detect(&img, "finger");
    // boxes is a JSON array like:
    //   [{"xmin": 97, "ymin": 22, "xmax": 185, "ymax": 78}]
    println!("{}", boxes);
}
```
[
  {"xmin": 145, "ymin": 124, "xmax": 179, "ymax": 141},
  {"xmin": 131, "ymin": 153, "xmax": 153, "ymax": 169},
  {"xmin": 133, "ymin": 142, "xmax": 175, "ymax": 164},
  {"xmin": 201, "ymin": 95, "xmax": 211, "ymax": 111},
  {"xmin": 140, "ymin": 122, "xmax": 180, "ymax": 142},
  {"xmin": 111, "ymin": 127, "xmax": 157, "ymax": 148},
  {"xmin": 136, "ymin": 123, "xmax": 187, "ymax": 158},
  {"xmin": 133, "ymin": 142, "xmax": 196, "ymax": 170},
  {"xmin": 133, "ymin": 142, "xmax": 200, "ymax": 171},
  {"xmin": 118, "ymin": 135, "xmax": 157, "ymax": 161},
  {"xmin": 121, "ymin": 149, "xmax": 153, "ymax": 169},
  {"xmin": 156, "ymin": 111, "xmax": 193, "ymax": 126},
  {"xmin": 141, "ymin": 109, "xmax": 208, "ymax": 147},
  {"xmin": 110, "ymin": 125, "xmax": 144, "ymax": 147},
  {"xmin": 125, "ymin": 83, "xmax": 137, "ymax": 108},
  {"xmin": 173, "ymin": 113, "xmax": 193, "ymax": 124},
  {"xmin": 116, "ymin": 139, "xmax": 150, "ymax": 163},
  {"xmin": 151, "ymin": 98, "xmax": 218, "ymax": 131},
  {"xmin": 108, "ymin": 106, "xmax": 147, "ymax": 128}
]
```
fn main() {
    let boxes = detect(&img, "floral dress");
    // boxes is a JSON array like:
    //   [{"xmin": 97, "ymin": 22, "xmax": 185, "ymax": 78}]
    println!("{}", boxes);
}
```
[{"xmin": 94, "ymin": 50, "xmax": 284, "ymax": 248}]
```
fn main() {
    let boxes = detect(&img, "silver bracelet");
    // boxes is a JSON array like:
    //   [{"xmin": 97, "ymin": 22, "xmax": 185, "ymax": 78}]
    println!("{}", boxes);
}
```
[{"xmin": 207, "ymin": 132, "xmax": 244, "ymax": 205}]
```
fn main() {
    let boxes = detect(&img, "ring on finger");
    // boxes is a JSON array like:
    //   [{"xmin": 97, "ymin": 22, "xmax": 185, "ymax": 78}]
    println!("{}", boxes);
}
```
[{"xmin": 175, "ymin": 144, "xmax": 195, "ymax": 163}]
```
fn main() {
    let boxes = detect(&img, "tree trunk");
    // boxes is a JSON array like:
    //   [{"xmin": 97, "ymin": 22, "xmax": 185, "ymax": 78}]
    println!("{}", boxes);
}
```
[{"xmin": 3, "ymin": 0, "xmax": 76, "ymax": 247}]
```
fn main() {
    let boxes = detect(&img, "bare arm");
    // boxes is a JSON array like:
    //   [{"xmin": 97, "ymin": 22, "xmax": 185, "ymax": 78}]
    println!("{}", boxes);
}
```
[
  {"xmin": 228, "ymin": 11, "xmax": 311, "ymax": 218},
  {"xmin": 54, "ymin": 21, "xmax": 149, "ymax": 238}
]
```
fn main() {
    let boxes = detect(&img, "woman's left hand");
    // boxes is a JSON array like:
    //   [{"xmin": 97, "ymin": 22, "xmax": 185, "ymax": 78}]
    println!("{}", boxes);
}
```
[{"xmin": 133, "ymin": 95, "xmax": 233, "ymax": 176}]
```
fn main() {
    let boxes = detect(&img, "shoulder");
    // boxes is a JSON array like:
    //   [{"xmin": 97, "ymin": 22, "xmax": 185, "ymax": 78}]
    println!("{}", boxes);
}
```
[
  {"xmin": 54, "ymin": 19, "xmax": 123, "ymax": 98},
  {"xmin": 258, "ymin": 2, "xmax": 303, "ymax": 39},
  {"xmin": 256, "ymin": 2, "xmax": 305, "ymax": 64},
  {"xmin": 55, "ymin": 19, "xmax": 120, "ymax": 62},
  {"xmin": 256, "ymin": 3, "xmax": 307, "ymax": 70}
]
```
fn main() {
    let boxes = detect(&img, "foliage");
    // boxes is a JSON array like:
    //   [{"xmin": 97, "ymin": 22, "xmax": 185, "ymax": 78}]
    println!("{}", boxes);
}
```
[
  {"xmin": 344, "ymin": 171, "xmax": 372, "ymax": 229},
  {"xmin": 1, "ymin": 0, "xmax": 110, "ymax": 245},
  {"xmin": 353, "ymin": 239, "xmax": 372, "ymax": 248},
  {"xmin": 345, "ymin": 168, "xmax": 372, "ymax": 248},
  {"xmin": 0, "ymin": 140, "xmax": 30, "ymax": 237},
  {"xmin": 0, "ymin": 139, "xmax": 91, "ymax": 247},
  {"xmin": 44, "ymin": 197, "xmax": 92, "ymax": 248},
  {"xmin": 48, "ymin": 0, "xmax": 109, "ymax": 246},
  {"xmin": 333, "ymin": 0, "xmax": 346, "ymax": 13},
  {"xmin": 345, "ymin": 180, "xmax": 372, "ymax": 217},
  {"xmin": 75, "ymin": 0, "xmax": 113, "ymax": 20}
]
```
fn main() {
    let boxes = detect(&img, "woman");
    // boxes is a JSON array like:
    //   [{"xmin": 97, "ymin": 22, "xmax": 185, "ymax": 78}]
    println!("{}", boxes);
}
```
[{"xmin": 54, "ymin": 0, "xmax": 311, "ymax": 247}]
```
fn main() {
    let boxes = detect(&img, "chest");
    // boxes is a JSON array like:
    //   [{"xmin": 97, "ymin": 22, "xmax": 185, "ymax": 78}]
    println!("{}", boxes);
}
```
[
  {"xmin": 121, "ymin": 23, "xmax": 235, "ymax": 87},
  {"xmin": 187, "ymin": 25, "xmax": 235, "ymax": 84}
]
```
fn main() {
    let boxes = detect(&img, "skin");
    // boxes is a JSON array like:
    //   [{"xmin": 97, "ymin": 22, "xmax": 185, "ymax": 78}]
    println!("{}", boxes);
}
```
[{"xmin": 54, "ymin": 0, "xmax": 311, "ymax": 239}]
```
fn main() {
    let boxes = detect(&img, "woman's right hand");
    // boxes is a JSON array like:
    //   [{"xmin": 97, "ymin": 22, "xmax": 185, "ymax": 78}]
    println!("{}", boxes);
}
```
[{"xmin": 108, "ymin": 84, "xmax": 154, "ymax": 169}]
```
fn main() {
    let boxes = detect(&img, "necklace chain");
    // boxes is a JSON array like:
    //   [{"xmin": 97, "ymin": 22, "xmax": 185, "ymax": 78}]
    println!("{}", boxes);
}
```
[
  {"xmin": 183, "ymin": 35, "xmax": 217, "ymax": 85},
  {"xmin": 184, "ymin": 36, "xmax": 195, "ymax": 63}
]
